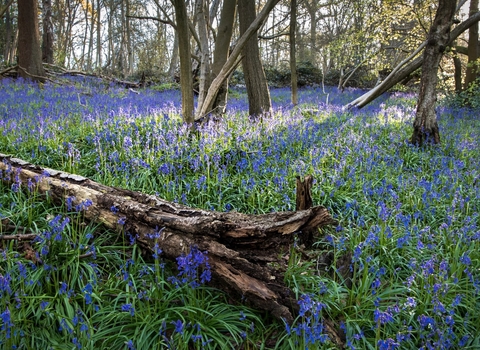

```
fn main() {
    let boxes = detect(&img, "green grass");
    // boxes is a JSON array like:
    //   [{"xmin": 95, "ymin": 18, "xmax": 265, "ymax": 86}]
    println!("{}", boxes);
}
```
[{"xmin": 0, "ymin": 78, "xmax": 479, "ymax": 349}]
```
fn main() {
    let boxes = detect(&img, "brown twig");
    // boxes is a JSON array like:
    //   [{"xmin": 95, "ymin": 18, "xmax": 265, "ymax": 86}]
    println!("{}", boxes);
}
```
[
  {"xmin": 0, "ymin": 233, "xmax": 38, "ymax": 241},
  {"xmin": 78, "ymin": 251, "xmax": 94, "ymax": 259},
  {"xmin": 0, "ymin": 64, "xmax": 18, "ymax": 76}
]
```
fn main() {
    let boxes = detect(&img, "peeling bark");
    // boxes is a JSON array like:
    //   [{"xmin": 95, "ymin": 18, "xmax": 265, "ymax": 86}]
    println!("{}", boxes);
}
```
[{"xmin": 0, "ymin": 154, "xmax": 338, "ymax": 329}]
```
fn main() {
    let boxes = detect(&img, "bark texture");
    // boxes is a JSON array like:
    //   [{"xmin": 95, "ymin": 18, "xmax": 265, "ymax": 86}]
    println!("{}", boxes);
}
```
[
  {"xmin": 411, "ymin": 0, "xmax": 456, "ymax": 146},
  {"xmin": 172, "ymin": 0, "xmax": 194, "ymax": 123},
  {"xmin": 464, "ymin": 0, "xmax": 479, "ymax": 88},
  {"xmin": 194, "ymin": 0, "xmax": 280, "ymax": 120},
  {"xmin": 18, "ymin": 0, "xmax": 46, "ymax": 80},
  {"xmin": 238, "ymin": 0, "xmax": 272, "ymax": 117},
  {"xmin": 211, "ymin": 0, "xmax": 237, "ymax": 115},
  {"xmin": 195, "ymin": 0, "xmax": 210, "ymax": 109},
  {"xmin": 0, "ymin": 153, "xmax": 337, "ymax": 327},
  {"xmin": 42, "ymin": 0, "xmax": 54, "ymax": 64},
  {"xmin": 289, "ymin": 0, "xmax": 298, "ymax": 106}
]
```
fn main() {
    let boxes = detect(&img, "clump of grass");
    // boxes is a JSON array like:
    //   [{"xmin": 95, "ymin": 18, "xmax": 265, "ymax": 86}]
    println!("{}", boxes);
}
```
[{"xmin": 1, "ymin": 77, "xmax": 479, "ymax": 349}]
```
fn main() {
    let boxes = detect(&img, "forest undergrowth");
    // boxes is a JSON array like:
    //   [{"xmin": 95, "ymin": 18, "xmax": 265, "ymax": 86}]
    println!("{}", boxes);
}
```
[{"xmin": 0, "ymin": 76, "xmax": 479, "ymax": 349}]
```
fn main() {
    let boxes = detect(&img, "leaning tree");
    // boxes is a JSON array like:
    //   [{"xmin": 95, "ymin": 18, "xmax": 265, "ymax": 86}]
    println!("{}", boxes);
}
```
[{"xmin": 169, "ymin": 0, "xmax": 280, "ymax": 122}]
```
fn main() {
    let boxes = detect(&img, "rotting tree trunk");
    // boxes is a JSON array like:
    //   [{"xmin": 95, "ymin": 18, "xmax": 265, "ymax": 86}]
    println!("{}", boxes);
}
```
[
  {"xmin": 411, "ymin": 0, "xmax": 456, "ymax": 146},
  {"xmin": 0, "ymin": 154, "xmax": 338, "ymax": 330},
  {"xmin": 296, "ymin": 175, "xmax": 313, "ymax": 211}
]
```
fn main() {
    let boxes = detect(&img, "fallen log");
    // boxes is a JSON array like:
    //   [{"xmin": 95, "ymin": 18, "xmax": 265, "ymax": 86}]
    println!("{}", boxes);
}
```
[{"xmin": 0, "ymin": 154, "xmax": 337, "ymax": 328}]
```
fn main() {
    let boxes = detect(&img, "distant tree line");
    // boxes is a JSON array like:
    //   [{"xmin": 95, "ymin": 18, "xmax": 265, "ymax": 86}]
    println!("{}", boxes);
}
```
[
  {"xmin": 1, "ymin": 1, "xmax": 478, "ymax": 87},
  {"xmin": 1, "ymin": 0, "xmax": 479, "ymax": 142}
]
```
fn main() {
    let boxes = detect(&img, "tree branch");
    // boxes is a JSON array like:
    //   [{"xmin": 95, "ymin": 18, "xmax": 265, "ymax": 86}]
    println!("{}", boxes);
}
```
[
  {"xmin": 0, "ymin": 0, "xmax": 14, "ymax": 18},
  {"xmin": 127, "ymin": 15, "xmax": 175, "ymax": 28},
  {"xmin": 345, "ymin": 11, "xmax": 480, "ymax": 109},
  {"xmin": 195, "ymin": 0, "xmax": 281, "ymax": 120}
]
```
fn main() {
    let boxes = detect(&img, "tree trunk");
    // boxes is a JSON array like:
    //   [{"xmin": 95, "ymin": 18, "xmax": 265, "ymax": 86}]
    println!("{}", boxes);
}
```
[
  {"xmin": 238, "ymin": 0, "xmax": 272, "ymax": 117},
  {"xmin": 346, "ymin": 11, "xmax": 480, "ymax": 109},
  {"xmin": 464, "ymin": 0, "xmax": 479, "ymax": 88},
  {"xmin": 210, "ymin": 0, "xmax": 237, "ymax": 115},
  {"xmin": 80, "ymin": 0, "xmax": 89, "ymax": 69},
  {"xmin": 2, "ymin": 0, "xmax": 16, "ymax": 65},
  {"xmin": 195, "ymin": 0, "xmax": 210, "ymax": 109},
  {"xmin": 452, "ymin": 47, "xmax": 462, "ymax": 92},
  {"xmin": 290, "ymin": 0, "xmax": 298, "ymax": 106},
  {"xmin": 0, "ymin": 153, "xmax": 338, "ymax": 327},
  {"xmin": 304, "ymin": 0, "xmax": 317, "ymax": 64},
  {"xmin": 126, "ymin": 0, "xmax": 133, "ymax": 76},
  {"xmin": 168, "ymin": 30, "xmax": 179, "ymax": 80},
  {"xmin": 195, "ymin": 0, "xmax": 280, "ymax": 120},
  {"xmin": 18, "ymin": 0, "xmax": 46, "ymax": 80},
  {"xmin": 172, "ymin": 0, "xmax": 194, "ymax": 123},
  {"xmin": 96, "ymin": 0, "xmax": 102, "ymax": 69},
  {"xmin": 42, "ymin": 0, "xmax": 54, "ymax": 64},
  {"xmin": 411, "ymin": 0, "xmax": 456, "ymax": 146},
  {"xmin": 87, "ymin": 0, "xmax": 95, "ymax": 70}
]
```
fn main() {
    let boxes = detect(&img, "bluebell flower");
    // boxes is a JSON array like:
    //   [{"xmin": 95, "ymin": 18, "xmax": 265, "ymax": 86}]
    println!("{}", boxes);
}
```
[
  {"xmin": 239, "ymin": 311, "xmax": 247, "ymax": 321},
  {"xmin": 59, "ymin": 318, "xmax": 73, "ymax": 334},
  {"xmin": 82, "ymin": 283, "xmax": 93, "ymax": 305},
  {"xmin": 172, "ymin": 319, "xmax": 184, "ymax": 334},
  {"xmin": 377, "ymin": 338, "xmax": 400, "ymax": 350},
  {"xmin": 458, "ymin": 335, "xmax": 469, "ymax": 347},
  {"xmin": 152, "ymin": 242, "xmax": 163, "ymax": 260},
  {"xmin": 460, "ymin": 253, "xmax": 471, "ymax": 265},
  {"xmin": 121, "ymin": 303, "xmax": 135, "ymax": 316},
  {"xmin": 0, "ymin": 307, "xmax": 13, "ymax": 339},
  {"xmin": 417, "ymin": 314, "xmax": 435, "ymax": 329},
  {"xmin": 404, "ymin": 297, "xmax": 417, "ymax": 309},
  {"xmin": 374, "ymin": 308, "xmax": 394, "ymax": 325},
  {"xmin": 17, "ymin": 261, "xmax": 27, "ymax": 279},
  {"xmin": 66, "ymin": 196, "xmax": 76, "ymax": 211},
  {"xmin": 124, "ymin": 339, "xmax": 135, "ymax": 349},
  {"xmin": 168, "ymin": 246, "xmax": 211, "ymax": 288},
  {"xmin": 59, "ymin": 282, "xmax": 68, "ymax": 294}
]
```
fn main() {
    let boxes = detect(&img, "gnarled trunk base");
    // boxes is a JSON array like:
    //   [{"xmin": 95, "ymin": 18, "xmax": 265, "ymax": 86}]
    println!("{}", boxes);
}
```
[{"xmin": 411, "ymin": 123, "xmax": 441, "ymax": 145}]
